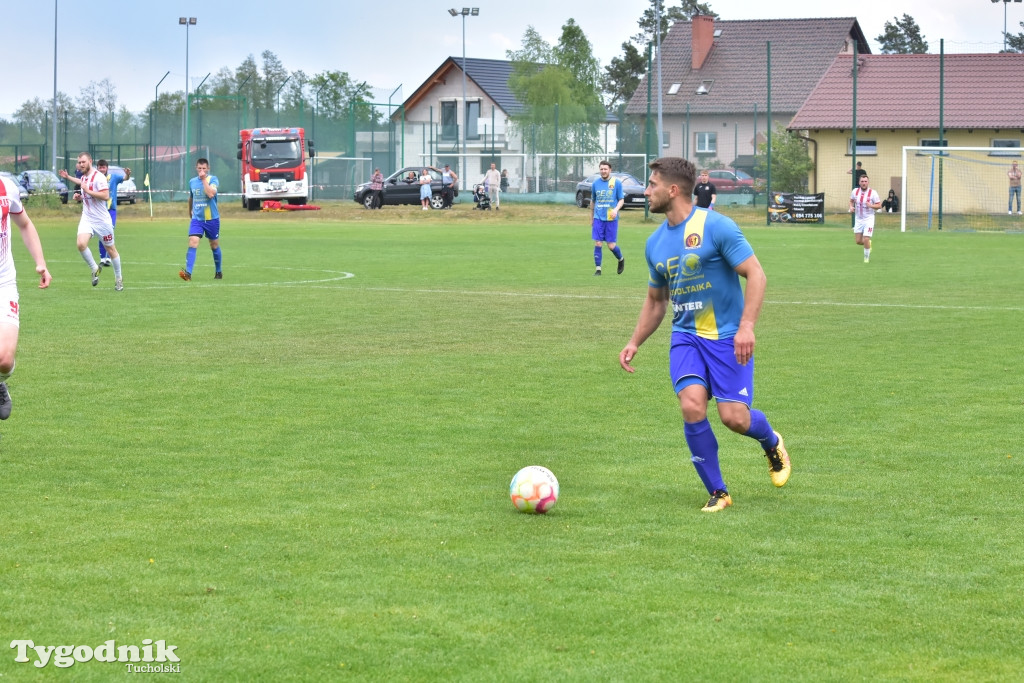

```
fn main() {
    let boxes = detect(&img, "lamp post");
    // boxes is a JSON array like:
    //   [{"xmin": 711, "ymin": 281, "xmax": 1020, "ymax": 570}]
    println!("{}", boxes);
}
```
[
  {"xmin": 275, "ymin": 76, "xmax": 292, "ymax": 127},
  {"xmin": 179, "ymin": 16, "xmax": 196, "ymax": 187},
  {"xmin": 448, "ymin": 7, "xmax": 479, "ymax": 180},
  {"xmin": 992, "ymin": 0, "xmax": 1024, "ymax": 52}
]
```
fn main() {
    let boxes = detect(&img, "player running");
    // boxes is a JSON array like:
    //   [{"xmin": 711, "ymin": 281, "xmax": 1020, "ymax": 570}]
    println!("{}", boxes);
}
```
[
  {"xmin": 849, "ymin": 174, "xmax": 882, "ymax": 263},
  {"xmin": 60, "ymin": 153, "xmax": 123, "ymax": 291}
]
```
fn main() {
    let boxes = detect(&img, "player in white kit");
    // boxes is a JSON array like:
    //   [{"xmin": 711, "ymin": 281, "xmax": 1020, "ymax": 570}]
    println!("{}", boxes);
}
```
[
  {"xmin": 849, "ymin": 173, "xmax": 882, "ymax": 263},
  {"xmin": 0, "ymin": 174, "xmax": 52, "ymax": 419},
  {"xmin": 60, "ymin": 152, "xmax": 123, "ymax": 290}
]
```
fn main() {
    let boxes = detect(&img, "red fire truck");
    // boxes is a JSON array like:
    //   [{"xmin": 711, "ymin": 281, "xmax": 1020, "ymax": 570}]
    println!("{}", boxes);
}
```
[{"xmin": 237, "ymin": 127, "xmax": 315, "ymax": 210}]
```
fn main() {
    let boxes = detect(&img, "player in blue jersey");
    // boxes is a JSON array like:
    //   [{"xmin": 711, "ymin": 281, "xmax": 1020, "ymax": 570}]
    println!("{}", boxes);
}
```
[
  {"xmin": 179, "ymin": 158, "xmax": 222, "ymax": 281},
  {"xmin": 95, "ymin": 160, "xmax": 130, "ymax": 267},
  {"xmin": 590, "ymin": 160, "xmax": 625, "ymax": 276},
  {"xmin": 619, "ymin": 157, "xmax": 790, "ymax": 512}
]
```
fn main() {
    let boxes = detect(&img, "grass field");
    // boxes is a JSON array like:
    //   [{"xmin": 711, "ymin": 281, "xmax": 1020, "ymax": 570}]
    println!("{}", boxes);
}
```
[{"xmin": 1, "ymin": 200, "xmax": 1022, "ymax": 680}]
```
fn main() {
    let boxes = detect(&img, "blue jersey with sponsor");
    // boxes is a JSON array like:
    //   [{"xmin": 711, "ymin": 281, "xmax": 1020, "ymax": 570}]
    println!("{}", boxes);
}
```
[
  {"xmin": 644, "ymin": 207, "xmax": 754, "ymax": 340},
  {"xmin": 592, "ymin": 176, "xmax": 624, "ymax": 221},
  {"xmin": 190, "ymin": 175, "xmax": 220, "ymax": 221},
  {"xmin": 105, "ymin": 169, "xmax": 126, "ymax": 210}
]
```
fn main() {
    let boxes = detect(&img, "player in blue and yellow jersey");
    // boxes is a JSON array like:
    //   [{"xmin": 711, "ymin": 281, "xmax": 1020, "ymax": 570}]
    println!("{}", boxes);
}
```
[
  {"xmin": 95, "ymin": 160, "xmax": 130, "ymax": 268},
  {"xmin": 179, "ymin": 158, "xmax": 222, "ymax": 281},
  {"xmin": 590, "ymin": 160, "xmax": 625, "ymax": 276},
  {"xmin": 619, "ymin": 157, "xmax": 790, "ymax": 513}
]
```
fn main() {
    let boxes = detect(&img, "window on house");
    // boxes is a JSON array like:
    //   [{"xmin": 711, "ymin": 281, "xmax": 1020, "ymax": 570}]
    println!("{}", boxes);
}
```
[
  {"xmin": 441, "ymin": 102, "xmax": 457, "ymax": 141},
  {"xmin": 695, "ymin": 132, "xmax": 716, "ymax": 154},
  {"xmin": 662, "ymin": 131, "xmax": 671, "ymax": 149},
  {"xmin": 917, "ymin": 139, "xmax": 949, "ymax": 156},
  {"xmin": 695, "ymin": 80, "xmax": 713, "ymax": 95},
  {"xmin": 989, "ymin": 139, "xmax": 1021, "ymax": 157},
  {"xmin": 847, "ymin": 138, "xmax": 877, "ymax": 156},
  {"xmin": 667, "ymin": 83, "xmax": 681, "ymax": 95},
  {"xmin": 465, "ymin": 100, "xmax": 480, "ymax": 140}
]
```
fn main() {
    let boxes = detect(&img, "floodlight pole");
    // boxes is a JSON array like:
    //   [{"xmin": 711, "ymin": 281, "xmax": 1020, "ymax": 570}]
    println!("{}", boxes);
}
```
[
  {"xmin": 179, "ymin": 16, "xmax": 197, "ymax": 188},
  {"xmin": 449, "ymin": 8, "xmax": 479, "ymax": 180},
  {"xmin": 994, "ymin": 0, "xmax": 1024, "ymax": 52}
]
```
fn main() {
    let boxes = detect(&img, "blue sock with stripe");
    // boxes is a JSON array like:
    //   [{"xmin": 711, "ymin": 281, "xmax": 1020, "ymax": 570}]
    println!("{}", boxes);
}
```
[
  {"xmin": 185, "ymin": 247, "xmax": 197, "ymax": 274},
  {"xmin": 684, "ymin": 419, "xmax": 725, "ymax": 494}
]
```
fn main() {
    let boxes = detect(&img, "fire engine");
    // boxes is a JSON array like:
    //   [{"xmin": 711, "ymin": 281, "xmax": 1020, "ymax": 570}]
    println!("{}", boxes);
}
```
[{"xmin": 237, "ymin": 127, "xmax": 315, "ymax": 210}]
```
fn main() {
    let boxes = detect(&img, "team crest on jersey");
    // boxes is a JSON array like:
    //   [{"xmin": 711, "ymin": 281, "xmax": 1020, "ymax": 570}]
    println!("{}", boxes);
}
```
[
  {"xmin": 685, "ymin": 233, "xmax": 702, "ymax": 248},
  {"xmin": 681, "ymin": 253, "xmax": 702, "ymax": 277}
]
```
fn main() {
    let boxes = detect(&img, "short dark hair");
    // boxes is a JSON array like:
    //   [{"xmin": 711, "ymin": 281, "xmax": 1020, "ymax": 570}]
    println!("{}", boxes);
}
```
[
  {"xmin": 196, "ymin": 158, "xmax": 210, "ymax": 166},
  {"xmin": 599, "ymin": 160, "xmax": 612, "ymax": 170},
  {"xmin": 649, "ymin": 157, "xmax": 697, "ymax": 195},
  {"xmin": 97, "ymin": 159, "xmax": 108, "ymax": 167}
]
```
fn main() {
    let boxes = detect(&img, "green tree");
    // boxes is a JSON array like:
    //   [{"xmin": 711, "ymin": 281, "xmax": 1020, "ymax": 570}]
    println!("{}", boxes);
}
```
[
  {"xmin": 633, "ymin": 0, "xmax": 718, "ymax": 46},
  {"xmin": 756, "ymin": 124, "xmax": 814, "ymax": 193},
  {"xmin": 1005, "ymin": 21, "xmax": 1024, "ymax": 53},
  {"xmin": 602, "ymin": 42, "xmax": 646, "ymax": 108},
  {"xmin": 876, "ymin": 14, "xmax": 929, "ymax": 54},
  {"xmin": 307, "ymin": 70, "xmax": 376, "ymax": 123}
]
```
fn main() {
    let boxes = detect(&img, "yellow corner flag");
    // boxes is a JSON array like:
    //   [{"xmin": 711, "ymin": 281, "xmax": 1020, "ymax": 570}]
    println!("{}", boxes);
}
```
[{"xmin": 144, "ymin": 173, "xmax": 150, "ymax": 187}]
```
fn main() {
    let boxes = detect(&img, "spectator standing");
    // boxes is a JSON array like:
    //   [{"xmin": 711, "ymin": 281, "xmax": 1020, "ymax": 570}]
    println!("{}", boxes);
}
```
[
  {"xmin": 440, "ymin": 164, "xmax": 457, "ymax": 209},
  {"xmin": 1008, "ymin": 160, "xmax": 1022, "ymax": 215},
  {"xmin": 369, "ymin": 168, "xmax": 384, "ymax": 209},
  {"xmin": 693, "ymin": 170, "xmax": 717, "ymax": 209},
  {"xmin": 483, "ymin": 163, "xmax": 501, "ymax": 210},
  {"xmin": 500, "ymin": 169, "xmax": 509, "ymax": 193},
  {"xmin": 419, "ymin": 169, "xmax": 432, "ymax": 210}
]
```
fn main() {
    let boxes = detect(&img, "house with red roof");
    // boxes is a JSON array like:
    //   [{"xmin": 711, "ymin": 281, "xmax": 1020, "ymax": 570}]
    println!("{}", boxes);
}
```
[
  {"xmin": 789, "ymin": 53, "xmax": 1024, "ymax": 211},
  {"xmin": 625, "ymin": 15, "xmax": 870, "ymax": 179}
]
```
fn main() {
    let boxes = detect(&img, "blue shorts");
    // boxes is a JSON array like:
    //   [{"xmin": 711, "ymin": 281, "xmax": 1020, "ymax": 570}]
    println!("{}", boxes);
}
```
[
  {"xmin": 592, "ymin": 218, "xmax": 619, "ymax": 243},
  {"xmin": 669, "ymin": 331, "xmax": 754, "ymax": 405},
  {"xmin": 189, "ymin": 218, "xmax": 220, "ymax": 241}
]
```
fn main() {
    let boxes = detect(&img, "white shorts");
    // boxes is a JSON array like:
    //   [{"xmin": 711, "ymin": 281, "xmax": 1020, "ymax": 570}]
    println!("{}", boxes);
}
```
[
  {"xmin": 0, "ymin": 284, "xmax": 20, "ymax": 329},
  {"xmin": 78, "ymin": 218, "xmax": 115, "ymax": 245},
  {"xmin": 853, "ymin": 219, "xmax": 875, "ymax": 237}
]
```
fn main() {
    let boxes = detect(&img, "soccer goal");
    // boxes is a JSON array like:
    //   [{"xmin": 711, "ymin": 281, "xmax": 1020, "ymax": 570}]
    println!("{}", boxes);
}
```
[
  {"xmin": 901, "ymin": 146, "xmax": 1022, "ymax": 232},
  {"xmin": 309, "ymin": 155, "xmax": 372, "ymax": 201}
]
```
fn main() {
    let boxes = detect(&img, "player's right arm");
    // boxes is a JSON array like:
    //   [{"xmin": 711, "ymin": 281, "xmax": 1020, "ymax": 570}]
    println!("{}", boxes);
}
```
[
  {"xmin": 10, "ymin": 211, "xmax": 51, "ymax": 289},
  {"xmin": 620, "ymin": 285, "xmax": 669, "ymax": 373}
]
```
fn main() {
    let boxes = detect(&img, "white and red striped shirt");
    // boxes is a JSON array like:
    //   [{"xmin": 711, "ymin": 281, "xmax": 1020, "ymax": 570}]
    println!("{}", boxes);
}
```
[
  {"xmin": 0, "ymin": 177, "xmax": 22, "ymax": 288},
  {"xmin": 850, "ymin": 187, "xmax": 879, "ymax": 221},
  {"xmin": 78, "ymin": 168, "xmax": 113, "ymax": 229}
]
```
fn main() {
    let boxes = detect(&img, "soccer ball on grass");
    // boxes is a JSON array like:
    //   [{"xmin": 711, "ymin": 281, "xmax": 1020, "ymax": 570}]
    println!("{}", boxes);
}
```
[{"xmin": 509, "ymin": 466, "xmax": 559, "ymax": 514}]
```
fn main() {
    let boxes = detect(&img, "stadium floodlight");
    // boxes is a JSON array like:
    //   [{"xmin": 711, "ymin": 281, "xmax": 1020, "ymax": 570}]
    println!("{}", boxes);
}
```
[
  {"xmin": 448, "ymin": 8, "xmax": 479, "ymax": 182},
  {"xmin": 178, "ymin": 17, "xmax": 198, "ymax": 186},
  {"xmin": 992, "ymin": 0, "xmax": 1024, "ymax": 52}
]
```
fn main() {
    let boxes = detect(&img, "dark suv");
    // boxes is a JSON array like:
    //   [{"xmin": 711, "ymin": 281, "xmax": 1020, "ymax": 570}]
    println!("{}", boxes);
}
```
[
  {"xmin": 353, "ymin": 166, "xmax": 457, "ymax": 209},
  {"xmin": 19, "ymin": 170, "xmax": 69, "ymax": 203}
]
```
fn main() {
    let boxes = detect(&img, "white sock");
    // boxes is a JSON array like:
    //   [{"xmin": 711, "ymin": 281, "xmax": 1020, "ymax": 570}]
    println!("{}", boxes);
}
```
[
  {"xmin": 81, "ymin": 249, "xmax": 98, "ymax": 270},
  {"xmin": 864, "ymin": 247, "xmax": 871, "ymax": 258},
  {"xmin": 112, "ymin": 257, "xmax": 122, "ymax": 279}
]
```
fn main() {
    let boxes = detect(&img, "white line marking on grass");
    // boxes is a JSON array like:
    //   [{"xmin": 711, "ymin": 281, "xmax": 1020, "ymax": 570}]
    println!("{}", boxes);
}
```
[{"xmin": 46, "ymin": 261, "xmax": 355, "ymax": 290}]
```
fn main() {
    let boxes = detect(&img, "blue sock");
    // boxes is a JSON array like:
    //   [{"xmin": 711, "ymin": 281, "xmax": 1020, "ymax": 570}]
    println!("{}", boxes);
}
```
[
  {"xmin": 98, "ymin": 241, "xmax": 107, "ymax": 259},
  {"xmin": 745, "ymin": 409, "xmax": 779, "ymax": 450},
  {"xmin": 185, "ymin": 247, "xmax": 197, "ymax": 274},
  {"xmin": 684, "ymin": 419, "xmax": 725, "ymax": 494},
  {"xmin": 611, "ymin": 245, "xmax": 623, "ymax": 260},
  {"xmin": 594, "ymin": 246, "xmax": 602, "ymax": 267},
  {"xmin": 212, "ymin": 247, "xmax": 222, "ymax": 273}
]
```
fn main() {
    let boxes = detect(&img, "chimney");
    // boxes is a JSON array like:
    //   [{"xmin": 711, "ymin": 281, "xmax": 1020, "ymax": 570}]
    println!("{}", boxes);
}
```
[{"xmin": 691, "ymin": 15, "xmax": 714, "ymax": 70}]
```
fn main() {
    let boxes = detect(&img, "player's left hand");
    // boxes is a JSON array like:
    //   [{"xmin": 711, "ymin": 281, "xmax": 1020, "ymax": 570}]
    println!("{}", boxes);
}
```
[
  {"xmin": 733, "ymin": 327, "xmax": 755, "ymax": 365},
  {"xmin": 37, "ymin": 266, "xmax": 51, "ymax": 289}
]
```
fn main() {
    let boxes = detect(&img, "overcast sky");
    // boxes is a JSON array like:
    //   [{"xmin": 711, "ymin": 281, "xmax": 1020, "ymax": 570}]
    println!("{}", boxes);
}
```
[{"xmin": 4, "ymin": 0, "xmax": 1017, "ymax": 116}]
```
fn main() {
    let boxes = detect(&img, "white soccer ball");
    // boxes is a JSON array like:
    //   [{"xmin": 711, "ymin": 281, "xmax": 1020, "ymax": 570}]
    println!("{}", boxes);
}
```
[{"xmin": 509, "ymin": 466, "xmax": 559, "ymax": 514}]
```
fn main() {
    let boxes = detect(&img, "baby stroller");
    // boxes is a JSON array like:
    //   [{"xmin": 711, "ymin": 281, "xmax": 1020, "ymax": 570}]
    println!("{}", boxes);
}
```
[{"xmin": 473, "ymin": 183, "xmax": 492, "ymax": 210}]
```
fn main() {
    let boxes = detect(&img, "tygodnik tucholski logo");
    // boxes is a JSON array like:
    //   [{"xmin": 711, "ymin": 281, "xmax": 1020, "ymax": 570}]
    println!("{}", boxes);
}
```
[{"xmin": 10, "ymin": 639, "xmax": 180, "ymax": 672}]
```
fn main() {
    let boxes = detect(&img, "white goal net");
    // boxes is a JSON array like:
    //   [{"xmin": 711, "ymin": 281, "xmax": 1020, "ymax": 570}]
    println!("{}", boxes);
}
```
[{"xmin": 901, "ymin": 146, "xmax": 1023, "ymax": 232}]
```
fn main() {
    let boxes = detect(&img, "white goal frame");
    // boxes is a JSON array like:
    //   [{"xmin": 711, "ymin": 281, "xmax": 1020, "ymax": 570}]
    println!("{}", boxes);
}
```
[{"xmin": 901, "ymin": 145, "xmax": 1021, "ymax": 232}]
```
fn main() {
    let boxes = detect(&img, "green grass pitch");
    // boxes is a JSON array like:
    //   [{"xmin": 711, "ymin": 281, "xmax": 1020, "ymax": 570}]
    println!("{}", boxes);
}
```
[{"xmin": 1, "ymin": 203, "xmax": 1022, "ymax": 680}]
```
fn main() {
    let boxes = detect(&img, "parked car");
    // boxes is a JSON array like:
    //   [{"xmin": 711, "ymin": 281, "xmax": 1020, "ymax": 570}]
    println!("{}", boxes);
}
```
[
  {"xmin": 0, "ymin": 172, "xmax": 29, "ymax": 202},
  {"xmin": 575, "ymin": 172, "xmax": 647, "ymax": 209},
  {"xmin": 707, "ymin": 169, "xmax": 754, "ymax": 193},
  {"xmin": 19, "ymin": 169, "xmax": 69, "ymax": 203},
  {"xmin": 353, "ymin": 166, "xmax": 458, "ymax": 209},
  {"xmin": 108, "ymin": 165, "xmax": 137, "ymax": 205}
]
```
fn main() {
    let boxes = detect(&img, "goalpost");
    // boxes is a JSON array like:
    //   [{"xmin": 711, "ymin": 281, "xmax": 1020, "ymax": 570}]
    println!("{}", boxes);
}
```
[{"xmin": 901, "ymin": 146, "xmax": 1022, "ymax": 232}]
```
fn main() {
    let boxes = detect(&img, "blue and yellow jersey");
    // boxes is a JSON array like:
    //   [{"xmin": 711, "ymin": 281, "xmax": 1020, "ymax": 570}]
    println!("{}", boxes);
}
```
[
  {"xmin": 592, "ymin": 175, "xmax": 624, "ymax": 221},
  {"xmin": 105, "ymin": 169, "xmax": 126, "ymax": 210},
  {"xmin": 190, "ymin": 175, "xmax": 220, "ymax": 221},
  {"xmin": 644, "ymin": 207, "xmax": 754, "ymax": 340}
]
